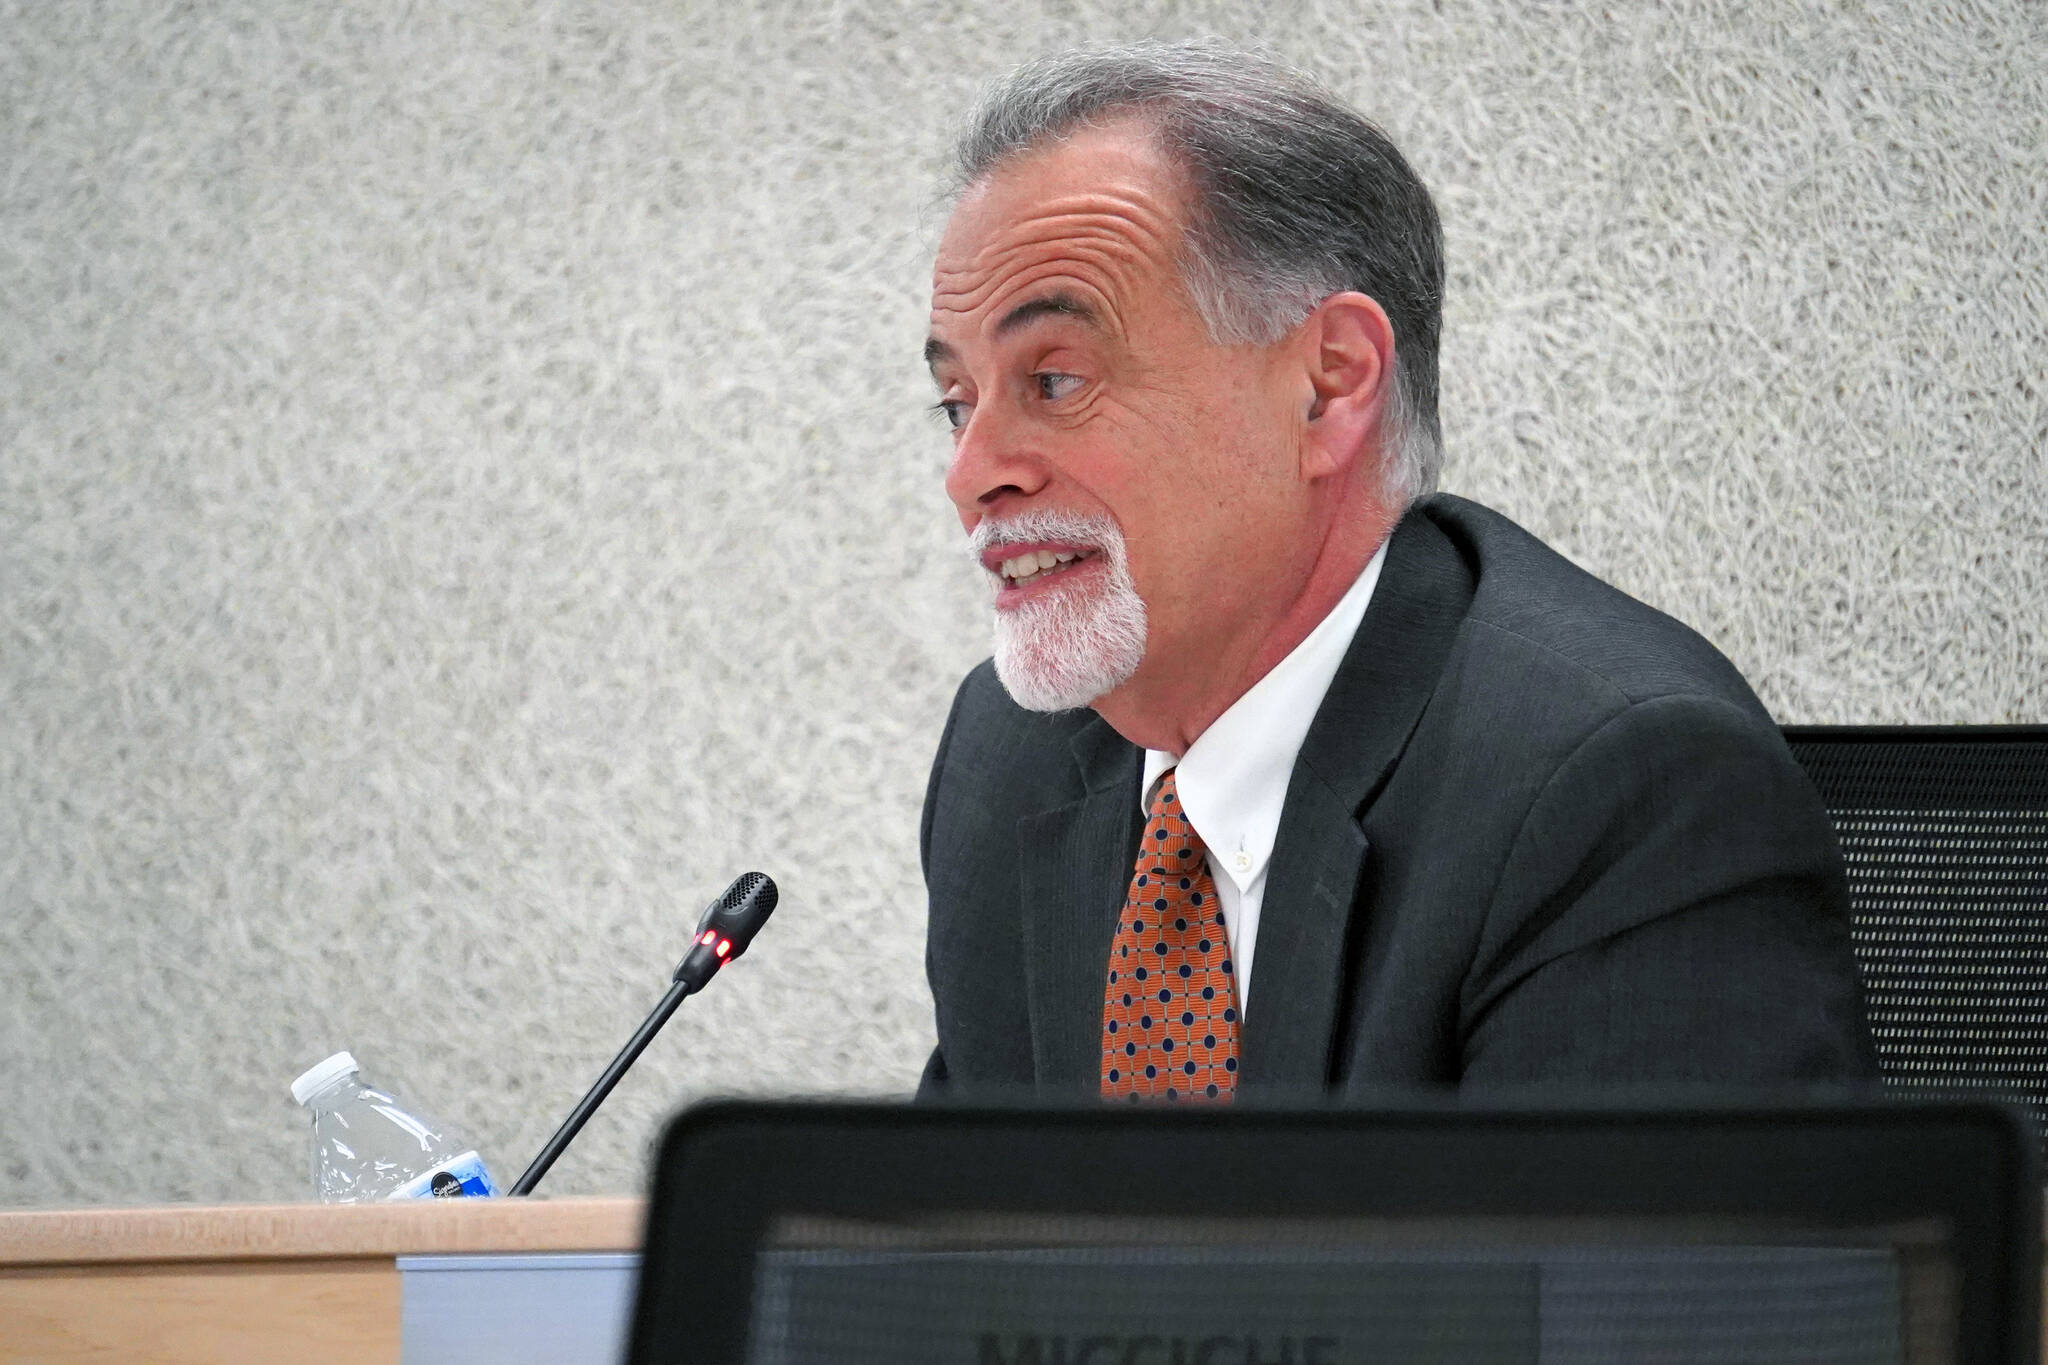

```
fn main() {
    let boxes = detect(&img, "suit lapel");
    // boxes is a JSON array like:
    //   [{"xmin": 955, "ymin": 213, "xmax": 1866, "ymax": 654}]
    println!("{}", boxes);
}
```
[
  {"xmin": 1241, "ymin": 506, "xmax": 1477, "ymax": 1092},
  {"xmin": 1019, "ymin": 715, "xmax": 1142, "ymax": 1090},
  {"xmin": 1239, "ymin": 770, "xmax": 1370, "ymax": 1093}
]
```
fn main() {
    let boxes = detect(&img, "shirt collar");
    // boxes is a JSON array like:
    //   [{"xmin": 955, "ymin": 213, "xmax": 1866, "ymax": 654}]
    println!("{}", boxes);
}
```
[{"xmin": 1141, "ymin": 541, "xmax": 1389, "ymax": 892}]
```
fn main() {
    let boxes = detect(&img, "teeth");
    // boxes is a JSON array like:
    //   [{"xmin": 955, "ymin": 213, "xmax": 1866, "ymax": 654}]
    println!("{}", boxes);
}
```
[{"xmin": 998, "ymin": 549, "xmax": 1085, "ymax": 585}]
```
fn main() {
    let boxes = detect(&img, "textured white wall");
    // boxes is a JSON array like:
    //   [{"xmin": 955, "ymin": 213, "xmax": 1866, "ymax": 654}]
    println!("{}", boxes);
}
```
[{"xmin": 2, "ymin": 1, "xmax": 2042, "ymax": 1206}]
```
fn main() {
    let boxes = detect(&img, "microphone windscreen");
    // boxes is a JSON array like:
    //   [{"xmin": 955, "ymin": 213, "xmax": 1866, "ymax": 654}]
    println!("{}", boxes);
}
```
[{"xmin": 720, "ymin": 871, "xmax": 777, "ymax": 916}]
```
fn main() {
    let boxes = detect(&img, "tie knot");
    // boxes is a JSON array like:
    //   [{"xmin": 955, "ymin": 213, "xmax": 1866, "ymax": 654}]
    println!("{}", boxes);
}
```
[{"xmin": 1146, "ymin": 769, "xmax": 1204, "ymax": 858}]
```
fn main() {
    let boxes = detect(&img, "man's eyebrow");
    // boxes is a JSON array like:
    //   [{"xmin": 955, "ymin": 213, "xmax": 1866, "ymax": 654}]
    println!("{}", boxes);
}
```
[
  {"xmin": 993, "ymin": 291, "xmax": 1102, "ymax": 338},
  {"xmin": 925, "ymin": 293, "xmax": 1104, "ymax": 374}
]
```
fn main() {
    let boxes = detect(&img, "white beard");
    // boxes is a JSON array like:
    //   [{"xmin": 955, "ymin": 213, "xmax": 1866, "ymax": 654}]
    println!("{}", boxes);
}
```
[{"xmin": 969, "ymin": 511, "xmax": 1148, "ymax": 713}]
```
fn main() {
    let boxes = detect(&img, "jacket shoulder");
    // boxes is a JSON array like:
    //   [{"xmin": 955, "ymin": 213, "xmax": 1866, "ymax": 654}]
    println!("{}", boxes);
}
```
[
  {"xmin": 934, "ymin": 660, "xmax": 1102, "ymax": 783},
  {"xmin": 923, "ymin": 661, "xmax": 1117, "ymax": 861},
  {"xmin": 1421, "ymin": 494, "xmax": 1768, "ymax": 718}
]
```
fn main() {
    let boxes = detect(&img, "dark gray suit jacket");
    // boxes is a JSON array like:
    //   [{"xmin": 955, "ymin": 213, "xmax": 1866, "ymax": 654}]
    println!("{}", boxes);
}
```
[{"xmin": 918, "ymin": 495, "xmax": 1876, "ymax": 1099}]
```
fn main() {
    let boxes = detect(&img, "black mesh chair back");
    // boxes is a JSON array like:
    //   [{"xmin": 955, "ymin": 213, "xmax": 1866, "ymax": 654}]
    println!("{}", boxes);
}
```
[{"xmin": 1786, "ymin": 726, "xmax": 2048, "ymax": 1138}]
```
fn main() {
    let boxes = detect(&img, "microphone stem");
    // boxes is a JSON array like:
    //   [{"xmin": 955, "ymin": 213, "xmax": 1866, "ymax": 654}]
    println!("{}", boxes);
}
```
[{"xmin": 510, "ymin": 977, "xmax": 695, "ymax": 1196}]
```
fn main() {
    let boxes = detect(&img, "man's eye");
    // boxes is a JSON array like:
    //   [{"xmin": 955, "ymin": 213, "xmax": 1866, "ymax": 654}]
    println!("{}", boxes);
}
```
[
  {"xmin": 1034, "ymin": 372, "xmax": 1083, "ymax": 402},
  {"xmin": 929, "ymin": 399, "xmax": 969, "ymax": 430}
]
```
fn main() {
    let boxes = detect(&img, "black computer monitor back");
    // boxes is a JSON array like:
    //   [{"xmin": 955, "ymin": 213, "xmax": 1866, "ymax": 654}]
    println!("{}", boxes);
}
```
[{"xmin": 627, "ymin": 1099, "xmax": 2039, "ymax": 1365}]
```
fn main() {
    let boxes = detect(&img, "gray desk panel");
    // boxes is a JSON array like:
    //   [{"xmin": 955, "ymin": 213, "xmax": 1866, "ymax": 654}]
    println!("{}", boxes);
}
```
[{"xmin": 398, "ymin": 1252, "xmax": 640, "ymax": 1365}]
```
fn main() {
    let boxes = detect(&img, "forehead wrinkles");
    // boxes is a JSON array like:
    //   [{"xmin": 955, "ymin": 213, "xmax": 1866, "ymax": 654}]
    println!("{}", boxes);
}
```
[{"xmin": 932, "ymin": 190, "xmax": 1182, "ymax": 337}]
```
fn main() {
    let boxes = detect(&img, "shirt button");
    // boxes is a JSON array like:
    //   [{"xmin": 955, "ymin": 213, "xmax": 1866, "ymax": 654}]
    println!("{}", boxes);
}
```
[{"xmin": 1231, "ymin": 851, "xmax": 1252, "ymax": 874}]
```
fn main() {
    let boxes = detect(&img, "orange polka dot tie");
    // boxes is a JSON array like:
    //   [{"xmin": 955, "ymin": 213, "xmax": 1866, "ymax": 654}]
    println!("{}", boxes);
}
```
[{"xmin": 1100, "ymin": 769, "xmax": 1240, "ymax": 1102}]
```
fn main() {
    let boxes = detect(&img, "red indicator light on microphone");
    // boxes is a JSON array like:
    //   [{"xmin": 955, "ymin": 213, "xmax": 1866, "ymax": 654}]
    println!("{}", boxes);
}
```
[
  {"xmin": 701, "ymin": 931, "xmax": 717, "ymax": 945},
  {"xmin": 715, "ymin": 939, "xmax": 732, "ymax": 958}
]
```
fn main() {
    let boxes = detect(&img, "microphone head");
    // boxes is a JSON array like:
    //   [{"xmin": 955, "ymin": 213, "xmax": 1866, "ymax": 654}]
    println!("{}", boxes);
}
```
[
  {"xmin": 676, "ymin": 872, "xmax": 778, "ymax": 984},
  {"xmin": 715, "ymin": 871, "xmax": 777, "ymax": 920}
]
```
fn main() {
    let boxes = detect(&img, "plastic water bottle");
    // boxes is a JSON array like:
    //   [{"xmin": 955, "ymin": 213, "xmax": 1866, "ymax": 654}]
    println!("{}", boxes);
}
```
[{"xmin": 291, "ymin": 1051, "xmax": 501, "ymax": 1202}]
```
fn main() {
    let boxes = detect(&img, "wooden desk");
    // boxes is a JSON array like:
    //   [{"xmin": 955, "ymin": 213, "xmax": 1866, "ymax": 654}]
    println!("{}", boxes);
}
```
[{"xmin": 0, "ymin": 1198, "xmax": 643, "ymax": 1364}]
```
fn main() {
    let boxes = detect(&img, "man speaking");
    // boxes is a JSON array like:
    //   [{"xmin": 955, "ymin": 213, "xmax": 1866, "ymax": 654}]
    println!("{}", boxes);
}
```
[{"xmin": 916, "ymin": 41, "xmax": 1875, "ymax": 1101}]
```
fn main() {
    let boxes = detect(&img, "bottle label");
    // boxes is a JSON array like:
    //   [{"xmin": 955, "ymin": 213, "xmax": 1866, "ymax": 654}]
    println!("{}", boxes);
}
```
[{"xmin": 385, "ymin": 1149, "xmax": 501, "ymax": 1200}]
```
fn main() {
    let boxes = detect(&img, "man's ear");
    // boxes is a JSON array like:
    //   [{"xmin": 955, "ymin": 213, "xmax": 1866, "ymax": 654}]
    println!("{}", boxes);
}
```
[{"xmin": 1296, "ymin": 292, "xmax": 1396, "ymax": 482}]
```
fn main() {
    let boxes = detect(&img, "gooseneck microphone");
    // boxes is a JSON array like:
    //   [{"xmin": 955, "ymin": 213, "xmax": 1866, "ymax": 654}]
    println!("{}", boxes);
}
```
[{"xmin": 509, "ymin": 872, "xmax": 778, "ymax": 1196}]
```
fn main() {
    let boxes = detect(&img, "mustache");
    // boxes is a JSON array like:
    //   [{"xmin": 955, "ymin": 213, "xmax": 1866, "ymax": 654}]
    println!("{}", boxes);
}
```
[{"xmin": 965, "ymin": 509, "xmax": 1126, "ymax": 562}]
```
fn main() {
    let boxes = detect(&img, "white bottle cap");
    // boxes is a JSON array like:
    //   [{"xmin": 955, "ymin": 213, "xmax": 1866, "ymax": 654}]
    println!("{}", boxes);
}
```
[{"xmin": 291, "ymin": 1051, "xmax": 360, "ymax": 1106}]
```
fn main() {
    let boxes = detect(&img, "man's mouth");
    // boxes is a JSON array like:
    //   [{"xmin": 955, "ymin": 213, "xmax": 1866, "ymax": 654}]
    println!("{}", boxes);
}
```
[{"xmin": 995, "ymin": 547, "xmax": 1092, "ymax": 588}]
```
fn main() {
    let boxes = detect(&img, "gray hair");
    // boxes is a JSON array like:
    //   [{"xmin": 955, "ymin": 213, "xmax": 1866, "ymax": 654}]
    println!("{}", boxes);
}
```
[{"xmin": 953, "ymin": 40, "xmax": 1445, "ymax": 506}]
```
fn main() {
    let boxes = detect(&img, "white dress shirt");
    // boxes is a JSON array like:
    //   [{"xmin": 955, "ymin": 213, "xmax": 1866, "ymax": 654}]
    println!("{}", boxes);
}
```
[{"xmin": 1140, "ymin": 542, "xmax": 1389, "ymax": 1012}]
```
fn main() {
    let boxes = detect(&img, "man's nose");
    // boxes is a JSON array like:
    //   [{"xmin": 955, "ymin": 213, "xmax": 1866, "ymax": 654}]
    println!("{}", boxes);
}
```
[{"xmin": 944, "ymin": 403, "xmax": 1050, "ymax": 521}]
